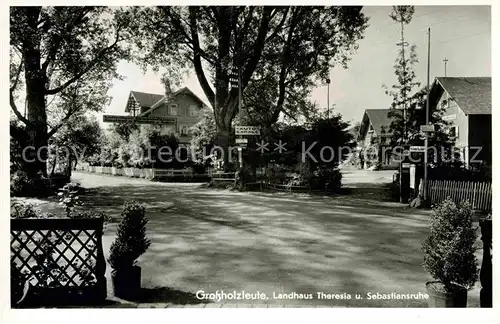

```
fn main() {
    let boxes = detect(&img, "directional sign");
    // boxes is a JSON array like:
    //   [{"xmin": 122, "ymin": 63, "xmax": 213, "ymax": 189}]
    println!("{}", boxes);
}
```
[
  {"xmin": 235, "ymin": 126, "xmax": 260, "ymax": 136},
  {"xmin": 103, "ymin": 115, "xmax": 176, "ymax": 125},
  {"xmin": 420, "ymin": 124, "xmax": 435, "ymax": 132},
  {"xmin": 442, "ymin": 114, "xmax": 456, "ymax": 121},
  {"xmin": 235, "ymin": 138, "xmax": 248, "ymax": 144},
  {"xmin": 410, "ymin": 146, "xmax": 426, "ymax": 153}
]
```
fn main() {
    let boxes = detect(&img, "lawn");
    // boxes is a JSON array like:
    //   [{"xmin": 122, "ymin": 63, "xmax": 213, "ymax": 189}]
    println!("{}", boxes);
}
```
[{"xmin": 11, "ymin": 170, "xmax": 484, "ymax": 307}]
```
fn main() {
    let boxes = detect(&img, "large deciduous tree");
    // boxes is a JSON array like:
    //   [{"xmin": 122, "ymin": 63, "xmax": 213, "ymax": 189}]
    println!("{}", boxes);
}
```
[
  {"xmin": 136, "ymin": 6, "xmax": 368, "ymax": 158},
  {"xmin": 10, "ymin": 6, "xmax": 136, "ymax": 177}
]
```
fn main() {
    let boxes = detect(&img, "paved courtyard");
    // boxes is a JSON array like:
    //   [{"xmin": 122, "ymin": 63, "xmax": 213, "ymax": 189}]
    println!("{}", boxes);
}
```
[{"xmin": 16, "ymin": 169, "xmax": 483, "ymax": 307}]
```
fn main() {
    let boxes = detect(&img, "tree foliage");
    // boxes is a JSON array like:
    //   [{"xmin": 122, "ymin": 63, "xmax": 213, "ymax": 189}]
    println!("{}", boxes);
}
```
[
  {"xmin": 188, "ymin": 106, "xmax": 217, "ymax": 164},
  {"xmin": 48, "ymin": 115, "xmax": 103, "ymax": 175},
  {"xmin": 135, "ymin": 6, "xmax": 368, "ymax": 139},
  {"xmin": 422, "ymin": 198, "xmax": 478, "ymax": 292},
  {"xmin": 10, "ymin": 6, "xmax": 137, "ymax": 176}
]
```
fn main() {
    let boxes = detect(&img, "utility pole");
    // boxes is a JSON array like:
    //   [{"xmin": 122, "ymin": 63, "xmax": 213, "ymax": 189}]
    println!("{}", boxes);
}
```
[
  {"xmin": 394, "ymin": 15, "xmax": 410, "ymax": 143},
  {"xmin": 326, "ymin": 78, "xmax": 331, "ymax": 118},
  {"xmin": 423, "ymin": 27, "xmax": 431, "ymax": 201},
  {"xmin": 443, "ymin": 57, "xmax": 448, "ymax": 77}
]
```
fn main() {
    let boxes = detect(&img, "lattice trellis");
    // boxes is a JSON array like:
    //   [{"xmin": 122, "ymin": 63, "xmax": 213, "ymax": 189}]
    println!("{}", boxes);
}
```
[{"xmin": 11, "ymin": 218, "xmax": 106, "ymax": 303}]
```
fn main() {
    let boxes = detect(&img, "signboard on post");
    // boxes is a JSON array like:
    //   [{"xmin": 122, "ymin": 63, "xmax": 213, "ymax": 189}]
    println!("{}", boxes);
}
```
[
  {"xmin": 235, "ymin": 126, "xmax": 260, "ymax": 136},
  {"xmin": 410, "ymin": 146, "xmax": 426, "ymax": 153},
  {"xmin": 420, "ymin": 124, "xmax": 435, "ymax": 132},
  {"xmin": 103, "ymin": 115, "xmax": 176, "ymax": 125},
  {"xmin": 235, "ymin": 138, "xmax": 248, "ymax": 144}
]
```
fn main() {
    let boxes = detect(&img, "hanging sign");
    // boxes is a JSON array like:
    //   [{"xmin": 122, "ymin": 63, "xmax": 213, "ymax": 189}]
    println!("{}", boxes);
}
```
[
  {"xmin": 103, "ymin": 115, "xmax": 176, "ymax": 124},
  {"xmin": 235, "ymin": 126, "xmax": 260, "ymax": 136},
  {"xmin": 420, "ymin": 124, "xmax": 435, "ymax": 132}
]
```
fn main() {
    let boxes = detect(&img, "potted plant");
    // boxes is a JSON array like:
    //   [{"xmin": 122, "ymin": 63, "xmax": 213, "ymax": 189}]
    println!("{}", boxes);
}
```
[
  {"xmin": 422, "ymin": 198, "xmax": 478, "ymax": 307},
  {"xmin": 108, "ymin": 201, "xmax": 151, "ymax": 300}
]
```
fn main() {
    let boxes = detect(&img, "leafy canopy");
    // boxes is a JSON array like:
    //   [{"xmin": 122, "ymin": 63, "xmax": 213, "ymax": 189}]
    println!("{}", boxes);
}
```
[{"xmin": 134, "ymin": 6, "xmax": 368, "ymax": 131}]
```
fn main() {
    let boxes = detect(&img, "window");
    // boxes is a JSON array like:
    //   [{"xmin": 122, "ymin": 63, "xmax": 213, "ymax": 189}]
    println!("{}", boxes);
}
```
[
  {"xmin": 180, "ymin": 124, "xmax": 189, "ymax": 136},
  {"xmin": 449, "ymin": 125, "xmax": 459, "ymax": 138},
  {"xmin": 169, "ymin": 104, "xmax": 178, "ymax": 116},
  {"xmin": 188, "ymin": 105, "xmax": 198, "ymax": 117}
]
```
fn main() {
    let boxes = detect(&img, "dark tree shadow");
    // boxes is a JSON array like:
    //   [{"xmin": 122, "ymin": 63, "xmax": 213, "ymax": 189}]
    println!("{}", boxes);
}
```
[{"xmin": 138, "ymin": 287, "xmax": 210, "ymax": 305}]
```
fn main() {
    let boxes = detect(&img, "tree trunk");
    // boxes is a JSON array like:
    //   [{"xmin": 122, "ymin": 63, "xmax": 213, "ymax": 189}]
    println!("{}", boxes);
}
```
[
  {"xmin": 23, "ymin": 11, "xmax": 49, "ymax": 178},
  {"xmin": 25, "ymin": 60, "xmax": 49, "ymax": 178}
]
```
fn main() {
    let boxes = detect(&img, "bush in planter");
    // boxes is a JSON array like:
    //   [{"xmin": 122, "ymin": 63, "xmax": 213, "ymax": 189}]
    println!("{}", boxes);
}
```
[
  {"xmin": 422, "ymin": 198, "xmax": 478, "ymax": 307},
  {"xmin": 108, "ymin": 201, "xmax": 151, "ymax": 300}
]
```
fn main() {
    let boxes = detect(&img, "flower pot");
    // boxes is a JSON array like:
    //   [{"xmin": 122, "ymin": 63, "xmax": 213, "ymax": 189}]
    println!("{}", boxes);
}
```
[
  {"xmin": 426, "ymin": 281, "xmax": 467, "ymax": 308},
  {"xmin": 111, "ymin": 266, "xmax": 141, "ymax": 301}
]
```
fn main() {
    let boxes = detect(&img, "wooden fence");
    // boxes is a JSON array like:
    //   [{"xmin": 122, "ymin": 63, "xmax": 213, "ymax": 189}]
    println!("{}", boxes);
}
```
[
  {"xmin": 11, "ymin": 218, "xmax": 107, "ymax": 306},
  {"xmin": 427, "ymin": 180, "xmax": 492, "ymax": 212},
  {"xmin": 75, "ymin": 163, "xmax": 209, "ymax": 181},
  {"xmin": 210, "ymin": 172, "xmax": 236, "ymax": 186}
]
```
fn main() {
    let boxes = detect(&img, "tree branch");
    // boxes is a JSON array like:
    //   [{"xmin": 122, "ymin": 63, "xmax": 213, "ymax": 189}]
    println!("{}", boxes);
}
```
[
  {"xmin": 164, "ymin": 7, "xmax": 217, "ymax": 66},
  {"xmin": 188, "ymin": 7, "xmax": 215, "ymax": 108},
  {"xmin": 41, "ymin": 8, "xmax": 93, "ymax": 74},
  {"xmin": 273, "ymin": 8, "xmax": 301, "ymax": 123},
  {"xmin": 10, "ymin": 59, "xmax": 24, "ymax": 92},
  {"xmin": 47, "ymin": 90, "xmax": 92, "ymax": 138},
  {"xmin": 10, "ymin": 90, "xmax": 31, "ymax": 126},
  {"xmin": 45, "ymin": 32, "xmax": 121, "ymax": 95},
  {"xmin": 241, "ymin": 8, "xmax": 273, "ymax": 89}
]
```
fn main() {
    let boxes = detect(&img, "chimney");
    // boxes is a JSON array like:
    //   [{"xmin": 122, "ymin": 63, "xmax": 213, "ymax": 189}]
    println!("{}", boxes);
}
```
[{"xmin": 162, "ymin": 76, "xmax": 172, "ymax": 98}]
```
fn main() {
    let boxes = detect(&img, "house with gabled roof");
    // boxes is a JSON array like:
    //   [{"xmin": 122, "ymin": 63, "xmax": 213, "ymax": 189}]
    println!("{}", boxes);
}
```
[
  {"xmin": 125, "ymin": 87, "xmax": 208, "ymax": 144},
  {"xmin": 428, "ymin": 77, "xmax": 491, "ymax": 167},
  {"xmin": 358, "ymin": 109, "xmax": 398, "ymax": 169}
]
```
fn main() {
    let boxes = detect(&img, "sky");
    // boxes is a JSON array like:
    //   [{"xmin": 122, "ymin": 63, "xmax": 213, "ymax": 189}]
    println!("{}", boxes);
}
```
[{"xmin": 103, "ymin": 5, "xmax": 491, "ymax": 127}]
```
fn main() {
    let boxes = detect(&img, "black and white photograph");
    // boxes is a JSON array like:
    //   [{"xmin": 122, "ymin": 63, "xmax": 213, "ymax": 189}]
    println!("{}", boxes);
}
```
[{"xmin": 4, "ymin": 3, "xmax": 494, "ymax": 314}]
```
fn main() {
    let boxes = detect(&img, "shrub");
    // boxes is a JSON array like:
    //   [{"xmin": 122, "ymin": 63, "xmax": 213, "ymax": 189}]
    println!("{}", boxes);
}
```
[
  {"xmin": 237, "ymin": 165, "xmax": 253, "ymax": 182},
  {"xmin": 428, "ymin": 163, "xmax": 491, "ymax": 182},
  {"xmin": 74, "ymin": 210, "xmax": 114, "ymax": 223},
  {"xmin": 265, "ymin": 164, "xmax": 288, "ymax": 184},
  {"xmin": 11, "ymin": 202, "xmax": 40, "ymax": 219},
  {"xmin": 10, "ymin": 171, "xmax": 33, "ymax": 197},
  {"xmin": 49, "ymin": 173, "xmax": 71, "ymax": 190},
  {"xmin": 108, "ymin": 202, "xmax": 151, "ymax": 271},
  {"xmin": 57, "ymin": 183, "xmax": 83, "ymax": 217},
  {"xmin": 11, "ymin": 171, "xmax": 53, "ymax": 197},
  {"xmin": 312, "ymin": 167, "xmax": 342, "ymax": 192},
  {"xmin": 422, "ymin": 198, "xmax": 478, "ymax": 292}
]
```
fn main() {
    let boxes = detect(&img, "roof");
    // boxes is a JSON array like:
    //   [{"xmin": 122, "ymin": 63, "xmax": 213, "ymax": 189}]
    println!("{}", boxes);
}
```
[
  {"xmin": 359, "ymin": 109, "xmax": 395, "ymax": 138},
  {"xmin": 138, "ymin": 87, "xmax": 207, "ymax": 117},
  {"xmin": 126, "ymin": 91, "xmax": 164, "ymax": 112},
  {"xmin": 434, "ymin": 77, "xmax": 491, "ymax": 115}
]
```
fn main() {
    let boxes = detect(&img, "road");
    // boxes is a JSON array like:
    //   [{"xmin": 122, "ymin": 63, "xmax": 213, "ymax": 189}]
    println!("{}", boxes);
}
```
[{"xmin": 23, "ymin": 170, "xmax": 482, "ymax": 307}]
